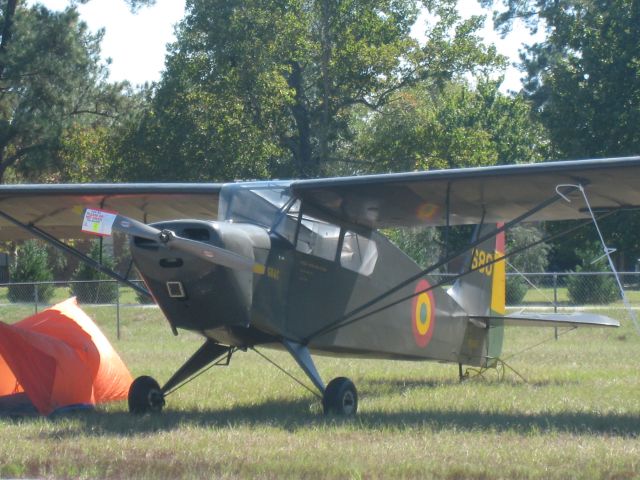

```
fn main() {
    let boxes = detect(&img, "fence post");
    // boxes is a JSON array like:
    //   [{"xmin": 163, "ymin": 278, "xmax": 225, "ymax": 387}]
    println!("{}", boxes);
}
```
[
  {"xmin": 34, "ymin": 283, "xmax": 39, "ymax": 314},
  {"xmin": 116, "ymin": 281, "xmax": 121, "ymax": 340},
  {"xmin": 553, "ymin": 273, "xmax": 558, "ymax": 340}
]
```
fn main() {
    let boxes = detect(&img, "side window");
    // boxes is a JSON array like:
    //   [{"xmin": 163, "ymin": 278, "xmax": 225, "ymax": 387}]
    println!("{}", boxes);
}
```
[
  {"xmin": 340, "ymin": 231, "xmax": 378, "ymax": 276},
  {"xmin": 273, "ymin": 199, "xmax": 301, "ymax": 244},
  {"xmin": 296, "ymin": 215, "xmax": 340, "ymax": 261}
]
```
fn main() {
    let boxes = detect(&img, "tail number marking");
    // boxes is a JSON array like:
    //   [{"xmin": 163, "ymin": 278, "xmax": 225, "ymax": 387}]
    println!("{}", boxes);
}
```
[{"xmin": 471, "ymin": 249, "xmax": 494, "ymax": 276}]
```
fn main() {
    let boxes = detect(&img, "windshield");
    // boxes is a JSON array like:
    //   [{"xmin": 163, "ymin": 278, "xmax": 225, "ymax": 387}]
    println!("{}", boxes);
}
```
[{"xmin": 218, "ymin": 182, "xmax": 293, "ymax": 228}]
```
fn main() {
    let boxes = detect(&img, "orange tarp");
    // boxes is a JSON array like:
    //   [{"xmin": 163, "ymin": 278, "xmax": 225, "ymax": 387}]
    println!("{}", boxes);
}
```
[{"xmin": 0, "ymin": 297, "xmax": 132, "ymax": 415}]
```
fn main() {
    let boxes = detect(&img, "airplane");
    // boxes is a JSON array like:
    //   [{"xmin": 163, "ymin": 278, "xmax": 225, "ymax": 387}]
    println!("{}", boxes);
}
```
[{"xmin": 0, "ymin": 156, "xmax": 638, "ymax": 416}]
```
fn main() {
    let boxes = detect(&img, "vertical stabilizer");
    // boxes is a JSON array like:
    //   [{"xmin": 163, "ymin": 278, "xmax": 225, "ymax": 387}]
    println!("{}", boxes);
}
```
[
  {"xmin": 448, "ymin": 223, "xmax": 506, "ymax": 365},
  {"xmin": 449, "ymin": 223, "xmax": 505, "ymax": 316}
]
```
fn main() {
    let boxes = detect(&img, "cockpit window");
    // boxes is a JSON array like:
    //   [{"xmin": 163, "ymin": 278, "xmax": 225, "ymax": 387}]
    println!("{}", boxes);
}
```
[
  {"xmin": 251, "ymin": 188, "xmax": 292, "ymax": 210},
  {"xmin": 219, "ymin": 183, "xmax": 292, "ymax": 228},
  {"xmin": 340, "ymin": 231, "xmax": 378, "ymax": 276},
  {"xmin": 272, "ymin": 199, "xmax": 300, "ymax": 244},
  {"xmin": 296, "ymin": 214, "xmax": 341, "ymax": 261}
]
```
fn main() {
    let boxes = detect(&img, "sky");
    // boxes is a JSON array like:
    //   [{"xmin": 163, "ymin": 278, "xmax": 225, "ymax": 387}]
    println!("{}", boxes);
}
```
[
  {"xmin": 34, "ymin": 0, "xmax": 542, "ymax": 92},
  {"xmin": 35, "ymin": 0, "xmax": 186, "ymax": 85}
]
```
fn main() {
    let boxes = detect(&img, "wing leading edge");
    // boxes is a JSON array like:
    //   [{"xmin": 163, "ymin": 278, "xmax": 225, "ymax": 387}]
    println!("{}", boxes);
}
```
[
  {"xmin": 0, "ymin": 184, "xmax": 222, "ymax": 240},
  {"xmin": 291, "ymin": 156, "xmax": 640, "ymax": 229},
  {"xmin": 1, "ymin": 156, "xmax": 639, "ymax": 239}
]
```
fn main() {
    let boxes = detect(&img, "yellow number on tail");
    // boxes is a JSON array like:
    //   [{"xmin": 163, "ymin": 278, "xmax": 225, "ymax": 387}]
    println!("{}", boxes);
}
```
[{"xmin": 472, "ymin": 249, "xmax": 494, "ymax": 277}]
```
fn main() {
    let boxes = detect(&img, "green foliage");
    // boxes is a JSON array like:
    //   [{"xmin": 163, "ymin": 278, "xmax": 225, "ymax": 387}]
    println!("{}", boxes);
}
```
[
  {"xmin": 466, "ymin": 0, "xmax": 640, "ymax": 272},
  {"xmin": 0, "ymin": 2, "xmax": 151, "ymax": 183},
  {"xmin": 350, "ymin": 80, "xmax": 548, "ymax": 174},
  {"xmin": 386, "ymin": 227, "xmax": 442, "ymax": 268},
  {"xmin": 8, "ymin": 240, "xmax": 54, "ymax": 303},
  {"xmin": 505, "ymin": 276, "xmax": 528, "ymax": 304},
  {"xmin": 507, "ymin": 224, "xmax": 550, "ymax": 273},
  {"xmin": 488, "ymin": 0, "xmax": 640, "ymax": 159},
  {"xmin": 504, "ymin": 224, "xmax": 549, "ymax": 304},
  {"xmin": 70, "ymin": 241, "xmax": 118, "ymax": 304},
  {"xmin": 566, "ymin": 244, "xmax": 619, "ymax": 305},
  {"xmin": 121, "ymin": 0, "xmax": 501, "ymax": 181}
]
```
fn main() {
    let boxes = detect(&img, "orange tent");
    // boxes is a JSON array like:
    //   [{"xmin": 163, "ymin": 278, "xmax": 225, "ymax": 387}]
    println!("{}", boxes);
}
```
[{"xmin": 0, "ymin": 297, "xmax": 132, "ymax": 415}]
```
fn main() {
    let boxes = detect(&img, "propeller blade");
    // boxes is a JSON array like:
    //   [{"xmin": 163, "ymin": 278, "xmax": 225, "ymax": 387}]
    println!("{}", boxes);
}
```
[
  {"xmin": 83, "ymin": 208, "xmax": 255, "ymax": 271},
  {"xmin": 112, "ymin": 215, "xmax": 163, "ymax": 241},
  {"xmin": 166, "ymin": 234, "xmax": 254, "ymax": 272}
]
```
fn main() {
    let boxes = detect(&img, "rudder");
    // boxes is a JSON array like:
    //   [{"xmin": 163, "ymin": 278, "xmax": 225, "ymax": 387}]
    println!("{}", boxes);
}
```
[{"xmin": 448, "ymin": 223, "xmax": 506, "ymax": 366}]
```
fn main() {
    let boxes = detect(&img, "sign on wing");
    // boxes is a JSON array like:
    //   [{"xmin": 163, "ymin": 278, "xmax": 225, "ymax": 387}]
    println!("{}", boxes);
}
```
[{"xmin": 82, "ymin": 208, "xmax": 117, "ymax": 237}]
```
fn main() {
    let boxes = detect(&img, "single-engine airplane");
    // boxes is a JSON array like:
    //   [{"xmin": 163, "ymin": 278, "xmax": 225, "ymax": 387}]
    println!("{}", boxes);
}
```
[{"xmin": 0, "ymin": 156, "xmax": 638, "ymax": 416}]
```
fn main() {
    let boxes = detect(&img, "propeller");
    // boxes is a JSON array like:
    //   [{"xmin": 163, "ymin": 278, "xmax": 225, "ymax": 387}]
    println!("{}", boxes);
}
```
[{"xmin": 82, "ymin": 209, "xmax": 254, "ymax": 272}]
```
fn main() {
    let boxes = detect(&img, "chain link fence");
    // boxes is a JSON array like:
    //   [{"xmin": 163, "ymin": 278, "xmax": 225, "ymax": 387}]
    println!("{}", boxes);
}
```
[
  {"xmin": 1, "ymin": 273, "xmax": 638, "ymax": 337},
  {"xmin": 505, "ymin": 272, "xmax": 640, "ymax": 310},
  {"xmin": 0, "ymin": 280, "xmax": 150, "ymax": 339}
]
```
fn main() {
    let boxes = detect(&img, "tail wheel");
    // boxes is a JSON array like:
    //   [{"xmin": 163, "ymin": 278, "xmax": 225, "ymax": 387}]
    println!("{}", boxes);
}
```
[
  {"xmin": 322, "ymin": 377, "xmax": 358, "ymax": 416},
  {"xmin": 128, "ymin": 375, "xmax": 165, "ymax": 414}
]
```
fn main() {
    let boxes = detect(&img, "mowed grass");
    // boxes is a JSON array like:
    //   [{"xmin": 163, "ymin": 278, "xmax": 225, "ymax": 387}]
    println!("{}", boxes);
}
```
[
  {"xmin": 1, "ymin": 304, "xmax": 639, "ymax": 479},
  {"xmin": 520, "ymin": 286, "xmax": 640, "ymax": 306}
]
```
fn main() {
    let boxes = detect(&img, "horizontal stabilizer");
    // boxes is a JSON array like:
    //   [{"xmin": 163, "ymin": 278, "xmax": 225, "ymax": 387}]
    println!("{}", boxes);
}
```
[{"xmin": 472, "ymin": 312, "xmax": 620, "ymax": 328}]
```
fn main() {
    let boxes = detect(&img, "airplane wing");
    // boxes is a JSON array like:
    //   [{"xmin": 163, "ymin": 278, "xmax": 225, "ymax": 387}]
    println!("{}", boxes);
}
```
[
  {"xmin": 1, "ymin": 156, "xmax": 639, "ymax": 239},
  {"xmin": 291, "ymin": 156, "xmax": 640, "ymax": 228},
  {"xmin": 0, "ymin": 184, "xmax": 221, "ymax": 240}
]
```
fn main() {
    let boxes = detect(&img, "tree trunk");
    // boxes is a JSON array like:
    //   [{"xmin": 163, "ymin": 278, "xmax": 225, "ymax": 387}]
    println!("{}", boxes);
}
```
[
  {"xmin": 0, "ymin": 0, "xmax": 19, "ymax": 80},
  {"xmin": 318, "ymin": 0, "xmax": 332, "ymax": 172},
  {"xmin": 287, "ymin": 62, "xmax": 313, "ymax": 177}
]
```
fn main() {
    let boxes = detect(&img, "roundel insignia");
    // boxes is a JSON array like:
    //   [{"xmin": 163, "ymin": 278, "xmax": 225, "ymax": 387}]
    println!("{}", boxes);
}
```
[
  {"xmin": 412, "ymin": 279, "xmax": 435, "ymax": 347},
  {"xmin": 416, "ymin": 203, "xmax": 439, "ymax": 221}
]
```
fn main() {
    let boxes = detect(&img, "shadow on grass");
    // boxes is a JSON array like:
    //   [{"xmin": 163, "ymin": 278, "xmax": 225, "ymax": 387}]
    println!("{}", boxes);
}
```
[
  {"xmin": 355, "ymin": 376, "xmax": 582, "ymax": 404},
  {"xmin": 26, "ymin": 396, "xmax": 640, "ymax": 439}
]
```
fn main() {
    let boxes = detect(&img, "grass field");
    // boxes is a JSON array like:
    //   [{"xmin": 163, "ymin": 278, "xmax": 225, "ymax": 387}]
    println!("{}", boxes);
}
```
[
  {"xmin": 1, "ymin": 304, "xmax": 639, "ymax": 479},
  {"xmin": 519, "ymin": 286, "xmax": 640, "ymax": 306}
]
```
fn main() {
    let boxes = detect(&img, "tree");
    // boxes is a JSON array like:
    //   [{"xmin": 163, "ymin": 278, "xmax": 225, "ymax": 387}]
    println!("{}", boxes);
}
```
[
  {"xmin": 486, "ymin": 0, "xmax": 640, "ymax": 159},
  {"xmin": 351, "ymin": 79, "xmax": 548, "ymax": 279},
  {"xmin": 386, "ymin": 227, "xmax": 442, "ymax": 269},
  {"xmin": 124, "ymin": 0, "xmax": 500, "ymax": 181},
  {"xmin": 70, "ymin": 240, "xmax": 118, "ymax": 303},
  {"xmin": 55, "ymin": 88, "xmax": 148, "ymax": 182},
  {"xmin": 484, "ymin": 0, "xmax": 640, "ymax": 271},
  {"xmin": 505, "ymin": 224, "xmax": 550, "ymax": 304},
  {"xmin": 506, "ymin": 224, "xmax": 550, "ymax": 273},
  {"xmin": 350, "ymin": 80, "xmax": 548, "ymax": 174},
  {"xmin": 8, "ymin": 239, "xmax": 55, "ymax": 303},
  {"xmin": 566, "ymin": 243, "xmax": 618, "ymax": 305},
  {"xmin": 0, "ymin": 1, "xmax": 155, "ymax": 183}
]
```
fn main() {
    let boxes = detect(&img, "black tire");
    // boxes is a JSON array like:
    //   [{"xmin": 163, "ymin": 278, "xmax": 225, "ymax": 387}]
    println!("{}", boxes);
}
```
[
  {"xmin": 128, "ymin": 375, "xmax": 165, "ymax": 414},
  {"xmin": 322, "ymin": 377, "xmax": 358, "ymax": 416}
]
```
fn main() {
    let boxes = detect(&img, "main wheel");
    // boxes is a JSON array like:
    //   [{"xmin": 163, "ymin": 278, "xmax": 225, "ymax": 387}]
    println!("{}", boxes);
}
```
[
  {"xmin": 128, "ymin": 375, "xmax": 165, "ymax": 414},
  {"xmin": 322, "ymin": 377, "xmax": 358, "ymax": 416}
]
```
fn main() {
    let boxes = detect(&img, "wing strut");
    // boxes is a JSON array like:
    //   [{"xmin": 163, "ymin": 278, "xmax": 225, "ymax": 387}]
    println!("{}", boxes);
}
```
[
  {"xmin": 0, "ymin": 208, "xmax": 150, "ymax": 297},
  {"xmin": 308, "ymin": 211, "xmax": 615, "ymax": 340},
  {"xmin": 304, "ymin": 185, "xmax": 579, "ymax": 343},
  {"xmin": 563, "ymin": 184, "xmax": 640, "ymax": 334}
]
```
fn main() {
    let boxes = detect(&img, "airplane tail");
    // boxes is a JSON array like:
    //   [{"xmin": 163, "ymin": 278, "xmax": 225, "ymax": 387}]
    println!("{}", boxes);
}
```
[
  {"xmin": 448, "ymin": 223, "xmax": 506, "ymax": 365},
  {"xmin": 449, "ymin": 223, "xmax": 506, "ymax": 317}
]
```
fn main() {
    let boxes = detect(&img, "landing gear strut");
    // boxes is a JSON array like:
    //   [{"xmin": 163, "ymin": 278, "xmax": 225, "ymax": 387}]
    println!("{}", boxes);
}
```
[
  {"xmin": 128, "ymin": 340, "xmax": 233, "ymax": 414},
  {"xmin": 282, "ymin": 339, "xmax": 358, "ymax": 416}
]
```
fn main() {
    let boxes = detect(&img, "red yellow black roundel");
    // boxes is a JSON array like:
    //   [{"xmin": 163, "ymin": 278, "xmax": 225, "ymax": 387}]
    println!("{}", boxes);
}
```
[{"xmin": 412, "ymin": 279, "xmax": 435, "ymax": 347}]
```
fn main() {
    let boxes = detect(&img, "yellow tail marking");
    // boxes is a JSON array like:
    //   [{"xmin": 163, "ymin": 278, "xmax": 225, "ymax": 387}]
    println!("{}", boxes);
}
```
[{"xmin": 491, "ymin": 252, "xmax": 506, "ymax": 315}]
